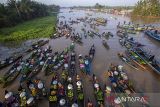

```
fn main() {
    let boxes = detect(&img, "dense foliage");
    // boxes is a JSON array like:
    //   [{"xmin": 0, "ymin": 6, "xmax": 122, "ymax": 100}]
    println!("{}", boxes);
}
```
[
  {"xmin": 0, "ymin": 0, "xmax": 59, "ymax": 28},
  {"xmin": 132, "ymin": 0, "xmax": 160, "ymax": 16},
  {"xmin": 0, "ymin": 16, "xmax": 57, "ymax": 42}
]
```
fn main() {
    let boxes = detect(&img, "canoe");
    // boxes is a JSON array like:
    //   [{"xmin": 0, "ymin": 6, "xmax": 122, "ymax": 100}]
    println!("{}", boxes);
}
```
[
  {"xmin": 107, "ymin": 64, "xmax": 150, "ymax": 106},
  {"xmin": 117, "ymin": 30, "xmax": 128, "ymax": 38},
  {"xmin": 107, "ymin": 65, "xmax": 131, "ymax": 107},
  {"xmin": 31, "ymin": 78, "xmax": 47, "ymax": 99},
  {"xmin": 18, "ymin": 87, "xmax": 36, "ymax": 107},
  {"xmin": 2, "ymin": 68, "xmax": 20, "ymax": 88},
  {"xmin": 102, "ymin": 40, "xmax": 110, "ymax": 50},
  {"xmin": 92, "ymin": 74, "xmax": 104, "ymax": 106},
  {"xmin": 26, "ymin": 40, "xmax": 49, "ymax": 53},
  {"xmin": 145, "ymin": 30, "xmax": 160, "ymax": 41},
  {"xmin": 3, "ymin": 91, "xmax": 20, "ymax": 107},
  {"xmin": 109, "ymin": 64, "xmax": 135, "ymax": 92},
  {"xmin": 66, "ymin": 76, "xmax": 74, "ymax": 106},
  {"xmin": 70, "ymin": 52, "xmax": 76, "ymax": 76},
  {"xmin": 89, "ymin": 45, "xmax": 95, "ymax": 61},
  {"xmin": 49, "ymin": 74, "xmax": 58, "ymax": 106},
  {"xmin": 133, "ymin": 48, "xmax": 160, "ymax": 74},
  {"xmin": 117, "ymin": 53, "xmax": 139, "ymax": 70},
  {"xmin": 0, "ymin": 55, "xmax": 22, "ymax": 70},
  {"xmin": 125, "ymin": 49, "xmax": 147, "ymax": 70},
  {"xmin": 76, "ymin": 75, "xmax": 85, "ymax": 107},
  {"xmin": 27, "ymin": 63, "xmax": 43, "ymax": 79},
  {"xmin": 78, "ymin": 54, "xmax": 85, "ymax": 73},
  {"xmin": 57, "ymin": 81, "xmax": 67, "ymax": 107},
  {"xmin": 45, "ymin": 51, "xmax": 64, "ymax": 76}
]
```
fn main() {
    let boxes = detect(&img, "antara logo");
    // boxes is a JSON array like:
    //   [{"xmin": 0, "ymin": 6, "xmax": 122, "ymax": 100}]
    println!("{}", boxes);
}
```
[{"xmin": 105, "ymin": 95, "xmax": 149, "ymax": 105}]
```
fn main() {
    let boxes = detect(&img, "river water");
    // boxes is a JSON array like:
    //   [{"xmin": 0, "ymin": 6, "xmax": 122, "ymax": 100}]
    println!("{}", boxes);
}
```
[{"xmin": 0, "ymin": 8, "xmax": 160, "ymax": 107}]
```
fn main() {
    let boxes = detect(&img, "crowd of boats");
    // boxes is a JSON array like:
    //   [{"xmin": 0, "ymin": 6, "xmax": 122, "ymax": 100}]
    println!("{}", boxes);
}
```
[{"xmin": 0, "ymin": 10, "xmax": 160, "ymax": 107}]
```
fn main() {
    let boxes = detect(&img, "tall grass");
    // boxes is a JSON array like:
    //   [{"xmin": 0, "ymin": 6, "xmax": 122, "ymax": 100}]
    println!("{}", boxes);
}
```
[{"xmin": 0, "ymin": 16, "xmax": 57, "ymax": 42}]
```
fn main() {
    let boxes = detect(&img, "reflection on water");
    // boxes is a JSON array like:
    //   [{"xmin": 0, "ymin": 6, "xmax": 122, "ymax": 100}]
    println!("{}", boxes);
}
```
[{"xmin": 0, "ymin": 8, "xmax": 160, "ymax": 106}]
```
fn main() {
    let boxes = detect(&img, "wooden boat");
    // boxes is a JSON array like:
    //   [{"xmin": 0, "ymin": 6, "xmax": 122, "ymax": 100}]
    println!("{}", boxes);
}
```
[
  {"xmin": 66, "ymin": 76, "xmax": 74, "ymax": 106},
  {"xmin": 49, "ymin": 74, "xmax": 58, "ymax": 106},
  {"xmin": 32, "ymin": 78, "xmax": 47, "ymax": 99},
  {"xmin": 89, "ymin": 44, "xmax": 95, "ymax": 61},
  {"xmin": 57, "ymin": 81, "xmax": 67, "ymax": 107},
  {"xmin": 26, "ymin": 40, "xmax": 49, "ymax": 53},
  {"xmin": 125, "ymin": 49, "xmax": 147, "ymax": 70},
  {"xmin": 117, "ymin": 30, "xmax": 128, "ymax": 38},
  {"xmin": 102, "ymin": 40, "xmax": 110, "ymax": 50},
  {"xmin": 0, "ymin": 54, "xmax": 22, "ymax": 70},
  {"xmin": 45, "ymin": 51, "xmax": 64, "ymax": 76},
  {"xmin": 18, "ymin": 87, "xmax": 36, "ymax": 107},
  {"xmin": 0, "ymin": 58, "xmax": 23, "ymax": 88},
  {"xmin": 133, "ymin": 48, "xmax": 160, "ymax": 74},
  {"xmin": 70, "ymin": 52, "xmax": 76, "ymax": 76},
  {"xmin": 3, "ymin": 91, "xmax": 20, "ymax": 107},
  {"xmin": 76, "ymin": 75, "xmax": 85, "ymax": 107},
  {"xmin": 92, "ymin": 74, "xmax": 104, "ymax": 106},
  {"xmin": 117, "ymin": 53, "xmax": 139, "ymax": 70},
  {"xmin": 2, "ymin": 68, "xmax": 20, "ymax": 88},
  {"xmin": 107, "ymin": 64, "xmax": 150, "ymax": 106},
  {"xmin": 145, "ymin": 30, "xmax": 160, "ymax": 41},
  {"xmin": 78, "ymin": 54, "xmax": 85, "ymax": 73}
]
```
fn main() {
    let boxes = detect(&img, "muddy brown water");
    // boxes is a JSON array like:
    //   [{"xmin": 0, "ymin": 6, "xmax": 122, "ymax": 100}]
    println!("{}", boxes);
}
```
[{"xmin": 0, "ymin": 8, "xmax": 160, "ymax": 107}]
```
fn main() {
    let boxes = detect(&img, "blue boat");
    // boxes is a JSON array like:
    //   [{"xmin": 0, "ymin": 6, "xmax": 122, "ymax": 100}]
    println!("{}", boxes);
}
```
[{"xmin": 145, "ymin": 30, "xmax": 160, "ymax": 41}]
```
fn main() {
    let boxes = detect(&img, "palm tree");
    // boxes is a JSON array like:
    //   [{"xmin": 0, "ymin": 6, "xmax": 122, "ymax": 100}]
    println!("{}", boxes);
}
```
[
  {"xmin": 19, "ymin": 0, "xmax": 33, "ymax": 20},
  {"xmin": 8, "ymin": 0, "xmax": 21, "ymax": 17}
]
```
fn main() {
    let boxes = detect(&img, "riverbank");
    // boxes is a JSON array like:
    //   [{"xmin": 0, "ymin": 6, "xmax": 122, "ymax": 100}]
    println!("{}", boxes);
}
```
[{"xmin": 0, "ymin": 16, "xmax": 57, "ymax": 42}]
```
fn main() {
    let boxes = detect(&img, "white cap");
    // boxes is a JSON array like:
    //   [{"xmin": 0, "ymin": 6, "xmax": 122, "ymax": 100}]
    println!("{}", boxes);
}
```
[
  {"xmin": 48, "ymin": 57, "xmax": 52, "ymax": 60},
  {"xmin": 64, "ymin": 64, "xmax": 68, "ymax": 68},
  {"xmin": 72, "ymin": 103, "xmax": 78, "ymax": 107},
  {"xmin": 20, "ymin": 92, "xmax": 26, "ymax": 98},
  {"xmin": 79, "ymin": 54, "xmax": 82, "ymax": 57},
  {"xmin": 68, "ymin": 77, "xmax": 72, "ymax": 81},
  {"xmin": 94, "ymin": 83, "xmax": 99, "ymax": 88},
  {"xmin": 76, "ymin": 81, "xmax": 82, "ymax": 86},
  {"xmin": 17, "ymin": 66, "xmax": 22, "ymax": 71},
  {"xmin": 114, "ymin": 71, "xmax": 118, "ymax": 75},
  {"xmin": 29, "ymin": 84, "xmax": 34, "ymax": 89},
  {"xmin": 59, "ymin": 99, "xmax": 66, "ymax": 106},
  {"xmin": 85, "ymin": 60, "xmax": 89, "ymax": 65},
  {"xmin": 106, "ymin": 86, "xmax": 111, "ymax": 92},
  {"xmin": 40, "ymin": 61, "xmax": 44, "ymax": 65},
  {"xmin": 5, "ymin": 92, "xmax": 13, "ymax": 99},
  {"xmin": 68, "ymin": 84, "xmax": 73, "ymax": 90},
  {"xmin": 118, "ymin": 65, "xmax": 123, "ymax": 71},
  {"xmin": 38, "ymin": 82, "xmax": 44, "ymax": 89},
  {"xmin": 27, "ymin": 97, "xmax": 34, "ymax": 105},
  {"xmin": 52, "ymin": 80, "xmax": 58, "ymax": 85}
]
